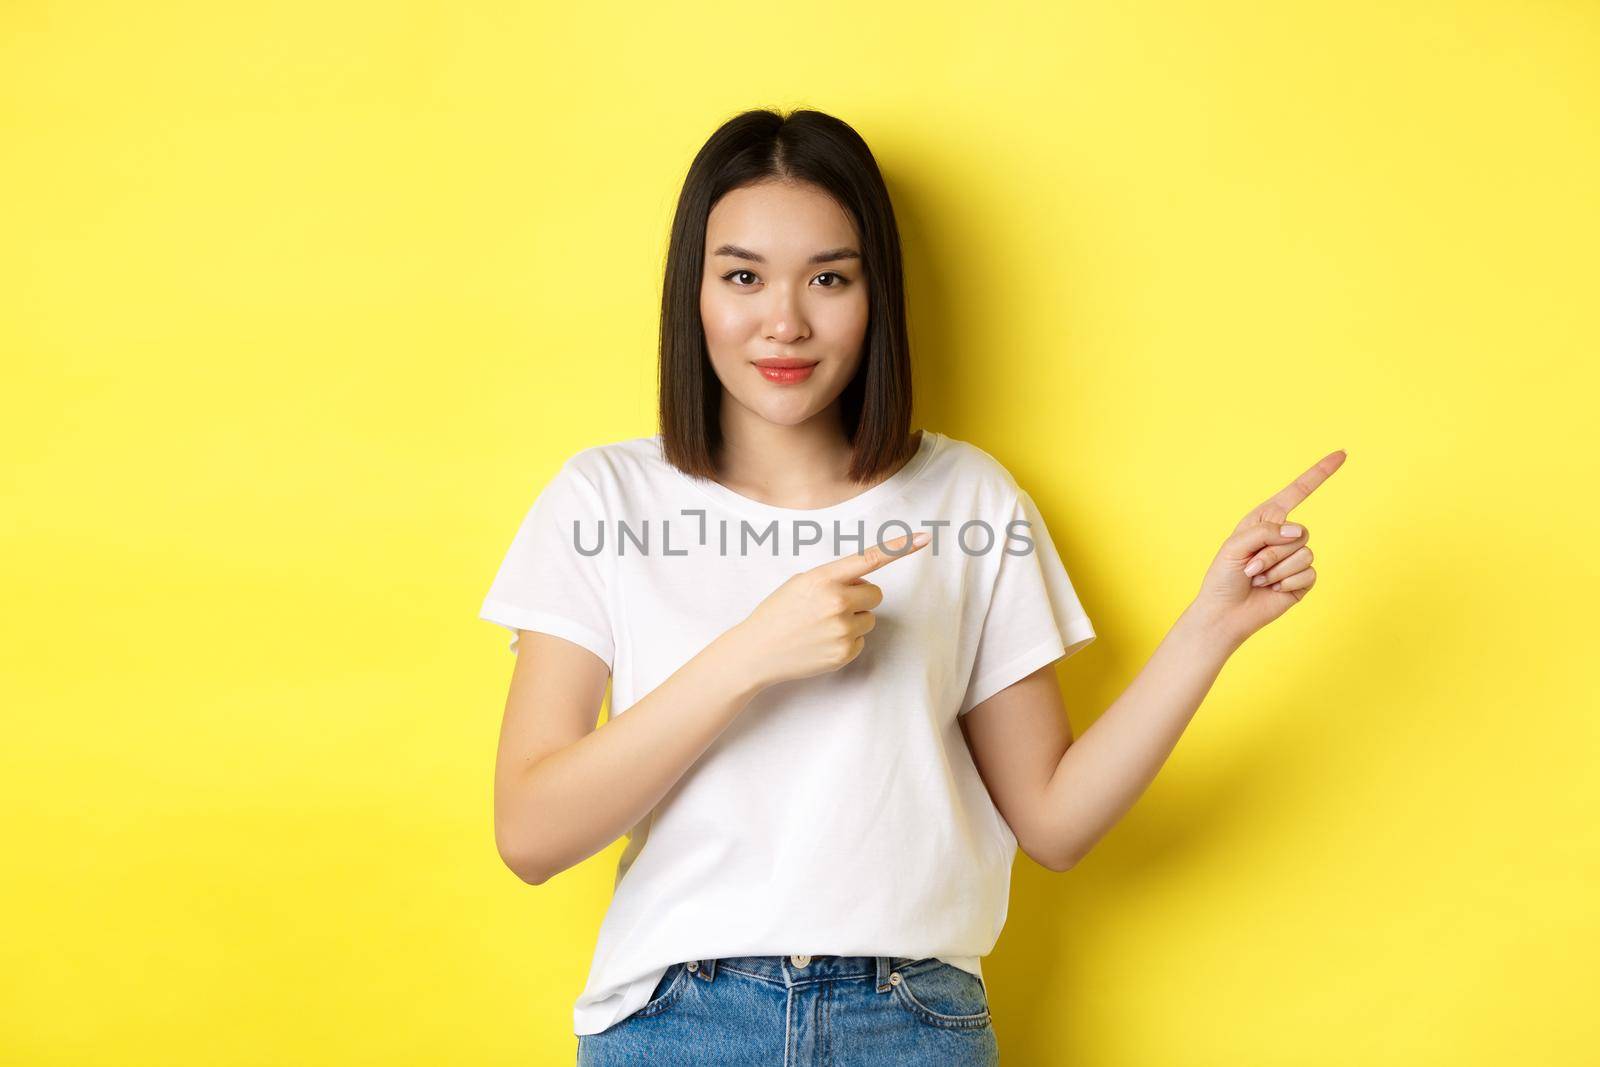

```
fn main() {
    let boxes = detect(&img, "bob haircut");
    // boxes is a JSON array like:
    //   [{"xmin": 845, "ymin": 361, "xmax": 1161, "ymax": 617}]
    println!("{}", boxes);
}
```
[{"xmin": 658, "ymin": 108, "xmax": 916, "ymax": 485}]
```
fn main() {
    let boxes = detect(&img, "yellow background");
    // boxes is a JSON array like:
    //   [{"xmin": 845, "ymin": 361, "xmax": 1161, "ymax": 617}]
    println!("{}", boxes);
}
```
[{"xmin": 4, "ymin": 2, "xmax": 1596, "ymax": 1064}]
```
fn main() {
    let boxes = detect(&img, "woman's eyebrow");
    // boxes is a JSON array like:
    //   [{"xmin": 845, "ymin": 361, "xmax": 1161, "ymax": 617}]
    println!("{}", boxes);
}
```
[{"xmin": 711, "ymin": 244, "xmax": 862, "ymax": 265}]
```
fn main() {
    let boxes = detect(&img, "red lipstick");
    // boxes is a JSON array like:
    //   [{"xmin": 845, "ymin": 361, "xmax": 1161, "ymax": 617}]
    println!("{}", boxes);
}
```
[{"xmin": 752, "ymin": 357, "xmax": 818, "ymax": 384}]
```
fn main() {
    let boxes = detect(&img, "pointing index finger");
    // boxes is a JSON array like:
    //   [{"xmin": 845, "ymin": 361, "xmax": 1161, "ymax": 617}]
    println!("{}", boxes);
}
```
[
  {"xmin": 824, "ymin": 531, "xmax": 930, "ymax": 581},
  {"xmin": 1257, "ymin": 450, "xmax": 1347, "ymax": 517}
]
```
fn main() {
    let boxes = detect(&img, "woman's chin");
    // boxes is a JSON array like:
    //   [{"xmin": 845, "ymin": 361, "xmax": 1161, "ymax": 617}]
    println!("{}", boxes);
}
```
[{"xmin": 747, "ymin": 400, "xmax": 829, "ymax": 428}]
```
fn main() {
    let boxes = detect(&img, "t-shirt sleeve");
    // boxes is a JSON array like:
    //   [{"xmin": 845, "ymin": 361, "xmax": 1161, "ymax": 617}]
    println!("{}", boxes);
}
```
[
  {"xmin": 958, "ymin": 488, "xmax": 1096, "ymax": 716},
  {"xmin": 478, "ymin": 461, "xmax": 615, "ymax": 670}
]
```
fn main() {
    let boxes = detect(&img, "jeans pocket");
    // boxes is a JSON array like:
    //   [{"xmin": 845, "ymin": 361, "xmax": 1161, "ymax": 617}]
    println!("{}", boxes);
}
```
[
  {"xmin": 890, "ymin": 960, "xmax": 992, "ymax": 1030},
  {"xmin": 631, "ymin": 962, "xmax": 690, "ymax": 1019}
]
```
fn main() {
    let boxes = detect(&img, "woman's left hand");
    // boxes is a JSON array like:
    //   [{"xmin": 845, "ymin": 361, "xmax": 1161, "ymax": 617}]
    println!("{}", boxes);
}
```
[{"xmin": 1188, "ymin": 450, "xmax": 1347, "ymax": 648}]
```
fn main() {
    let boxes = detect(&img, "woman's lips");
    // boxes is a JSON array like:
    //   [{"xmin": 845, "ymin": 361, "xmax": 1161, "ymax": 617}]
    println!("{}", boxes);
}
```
[{"xmin": 754, "ymin": 362, "xmax": 817, "ymax": 384}]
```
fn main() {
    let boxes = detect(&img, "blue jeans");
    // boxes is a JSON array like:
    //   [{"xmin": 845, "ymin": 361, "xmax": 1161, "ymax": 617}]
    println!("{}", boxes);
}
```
[{"xmin": 575, "ymin": 954, "xmax": 1000, "ymax": 1066}]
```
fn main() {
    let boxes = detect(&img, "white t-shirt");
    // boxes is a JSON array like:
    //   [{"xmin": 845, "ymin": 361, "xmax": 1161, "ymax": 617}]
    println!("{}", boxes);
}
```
[{"xmin": 479, "ymin": 429, "xmax": 1096, "ymax": 1036}]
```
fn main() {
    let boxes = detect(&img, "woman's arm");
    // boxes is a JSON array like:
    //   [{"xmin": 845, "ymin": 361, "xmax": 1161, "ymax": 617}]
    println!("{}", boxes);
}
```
[
  {"xmin": 493, "ymin": 626, "xmax": 768, "ymax": 885},
  {"xmin": 493, "ymin": 531, "xmax": 933, "ymax": 885},
  {"xmin": 964, "ymin": 450, "xmax": 1343, "ymax": 871},
  {"xmin": 963, "ymin": 605, "xmax": 1238, "ymax": 872}
]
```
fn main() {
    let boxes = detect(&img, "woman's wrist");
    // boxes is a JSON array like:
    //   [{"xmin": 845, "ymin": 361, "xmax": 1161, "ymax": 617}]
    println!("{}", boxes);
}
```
[
  {"xmin": 1176, "ymin": 600, "xmax": 1247, "ymax": 660},
  {"xmin": 707, "ymin": 620, "xmax": 775, "ymax": 702}
]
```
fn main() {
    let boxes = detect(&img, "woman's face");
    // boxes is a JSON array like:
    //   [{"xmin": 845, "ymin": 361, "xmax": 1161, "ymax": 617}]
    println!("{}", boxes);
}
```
[{"xmin": 700, "ymin": 179, "xmax": 870, "ymax": 430}]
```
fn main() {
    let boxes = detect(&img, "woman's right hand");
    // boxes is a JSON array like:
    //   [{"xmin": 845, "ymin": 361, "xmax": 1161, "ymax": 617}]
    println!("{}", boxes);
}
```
[{"xmin": 729, "ymin": 530, "xmax": 932, "ymax": 690}]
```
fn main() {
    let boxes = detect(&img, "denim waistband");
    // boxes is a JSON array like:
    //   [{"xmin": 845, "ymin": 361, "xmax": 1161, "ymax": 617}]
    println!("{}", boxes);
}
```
[{"xmin": 681, "ymin": 955, "xmax": 944, "ymax": 993}]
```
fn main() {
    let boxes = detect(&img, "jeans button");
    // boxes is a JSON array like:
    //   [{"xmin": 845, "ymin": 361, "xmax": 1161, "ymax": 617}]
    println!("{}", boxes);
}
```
[{"xmin": 790, "ymin": 954, "xmax": 811, "ymax": 968}]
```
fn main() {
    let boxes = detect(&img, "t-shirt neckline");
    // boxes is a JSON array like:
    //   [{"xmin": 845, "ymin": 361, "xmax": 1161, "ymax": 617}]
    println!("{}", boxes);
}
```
[{"xmin": 659, "ymin": 429, "xmax": 942, "ymax": 521}]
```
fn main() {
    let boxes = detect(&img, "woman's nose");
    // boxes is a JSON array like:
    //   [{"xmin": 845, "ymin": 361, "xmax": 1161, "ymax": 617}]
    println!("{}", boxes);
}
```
[{"xmin": 763, "ymin": 290, "xmax": 808, "ymax": 343}]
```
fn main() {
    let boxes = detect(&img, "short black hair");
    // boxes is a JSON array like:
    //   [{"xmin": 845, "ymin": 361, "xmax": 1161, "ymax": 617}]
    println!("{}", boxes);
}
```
[{"xmin": 657, "ymin": 108, "xmax": 915, "ymax": 484}]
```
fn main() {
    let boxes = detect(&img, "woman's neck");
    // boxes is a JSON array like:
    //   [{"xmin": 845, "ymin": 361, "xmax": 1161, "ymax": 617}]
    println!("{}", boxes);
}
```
[{"xmin": 713, "ymin": 415, "xmax": 920, "ymax": 511}]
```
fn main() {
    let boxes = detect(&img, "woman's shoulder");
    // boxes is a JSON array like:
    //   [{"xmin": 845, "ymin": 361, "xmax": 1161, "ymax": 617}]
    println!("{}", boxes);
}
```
[
  {"xmin": 558, "ymin": 433, "xmax": 669, "ymax": 493},
  {"xmin": 922, "ymin": 430, "xmax": 1025, "ymax": 497}
]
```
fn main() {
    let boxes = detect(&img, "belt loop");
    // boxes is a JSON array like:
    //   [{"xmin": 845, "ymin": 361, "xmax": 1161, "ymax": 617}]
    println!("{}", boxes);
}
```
[
  {"xmin": 691, "ymin": 957, "xmax": 717, "ymax": 982},
  {"xmin": 875, "ymin": 956, "xmax": 893, "ymax": 994}
]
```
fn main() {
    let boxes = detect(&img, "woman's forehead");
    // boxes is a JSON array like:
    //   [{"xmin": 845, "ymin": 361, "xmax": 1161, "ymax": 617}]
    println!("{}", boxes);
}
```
[{"xmin": 706, "ymin": 181, "xmax": 858, "ymax": 252}]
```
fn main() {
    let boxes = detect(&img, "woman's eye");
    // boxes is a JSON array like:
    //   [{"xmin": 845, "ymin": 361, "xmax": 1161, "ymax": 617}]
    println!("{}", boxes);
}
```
[{"xmin": 720, "ymin": 270, "xmax": 851, "ymax": 288}]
